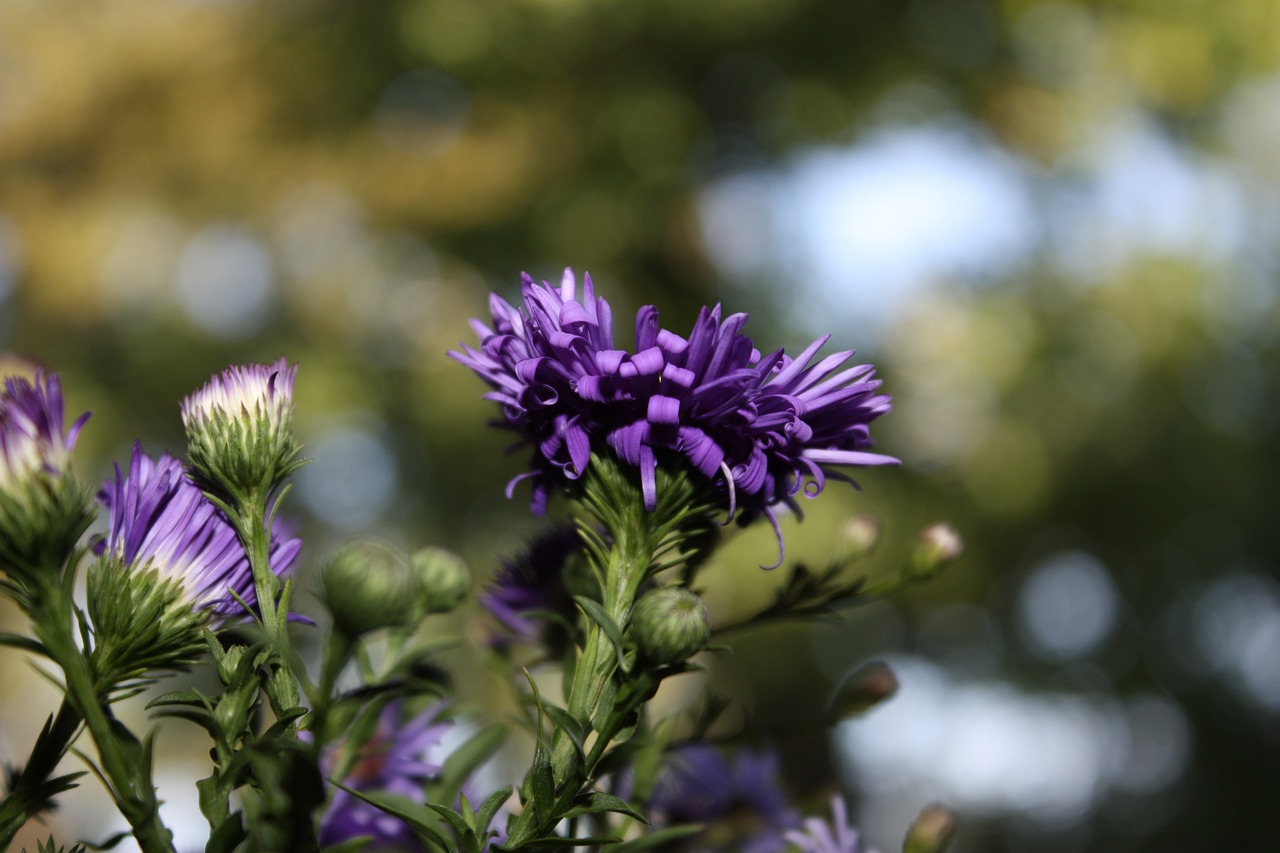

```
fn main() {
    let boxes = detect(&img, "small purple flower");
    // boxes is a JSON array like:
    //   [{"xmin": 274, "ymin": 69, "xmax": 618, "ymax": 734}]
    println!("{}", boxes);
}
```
[
  {"xmin": 319, "ymin": 701, "xmax": 453, "ymax": 850},
  {"xmin": 650, "ymin": 745, "xmax": 800, "ymax": 853},
  {"xmin": 95, "ymin": 443, "xmax": 301, "ymax": 622},
  {"xmin": 479, "ymin": 524, "xmax": 583, "ymax": 648},
  {"xmin": 785, "ymin": 797, "xmax": 876, "ymax": 853},
  {"xmin": 0, "ymin": 371, "xmax": 89, "ymax": 494}
]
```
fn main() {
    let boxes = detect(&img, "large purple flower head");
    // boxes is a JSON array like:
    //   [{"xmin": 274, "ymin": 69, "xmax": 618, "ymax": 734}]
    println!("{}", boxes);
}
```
[
  {"xmin": 0, "ymin": 371, "xmax": 89, "ymax": 494},
  {"xmin": 453, "ymin": 271, "xmax": 897, "ymax": 562},
  {"xmin": 649, "ymin": 745, "xmax": 800, "ymax": 853},
  {"xmin": 785, "ymin": 797, "xmax": 877, "ymax": 853},
  {"xmin": 94, "ymin": 443, "xmax": 301, "ymax": 622},
  {"xmin": 318, "ymin": 701, "xmax": 453, "ymax": 850}
]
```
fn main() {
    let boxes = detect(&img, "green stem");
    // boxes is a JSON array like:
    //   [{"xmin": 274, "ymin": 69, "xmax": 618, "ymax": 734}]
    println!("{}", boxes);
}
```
[
  {"xmin": 34, "ymin": 578, "xmax": 176, "ymax": 853},
  {"xmin": 0, "ymin": 698, "xmax": 82, "ymax": 846},
  {"xmin": 238, "ymin": 491, "xmax": 301, "ymax": 718}
]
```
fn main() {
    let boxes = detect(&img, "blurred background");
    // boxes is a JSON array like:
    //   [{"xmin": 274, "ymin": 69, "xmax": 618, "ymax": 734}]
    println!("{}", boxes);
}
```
[{"xmin": 2, "ymin": 0, "xmax": 1279, "ymax": 851}]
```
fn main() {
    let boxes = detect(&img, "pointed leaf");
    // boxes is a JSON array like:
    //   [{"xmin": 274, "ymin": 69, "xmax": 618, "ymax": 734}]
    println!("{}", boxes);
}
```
[
  {"xmin": 561, "ymin": 791, "xmax": 648, "ymax": 824},
  {"xmin": 329, "ymin": 783, "xmax": 450, "ymax": 849}
]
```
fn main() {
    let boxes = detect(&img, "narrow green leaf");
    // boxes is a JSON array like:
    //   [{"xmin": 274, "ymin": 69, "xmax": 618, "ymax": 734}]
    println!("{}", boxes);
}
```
[
  {"xmin": 572, "ymin": 596, "xmax": 624, "ymax": 659},
  {"xmin": 560, "ymin": 792, "xmax": 648, "ymax": 824},
  {"xmin": 0, "ymin": 631, "xmax": 48, "ymax": 657},
  {"xmin": 426, "ymin": 802, "xmax": 474, "ymax": 840},
  {"xmin": 531, "ymin": 738, "xmax": 555, "ymax": 827},
  {"xmin": 607, "ymin": 825, "xmax": 703, "ymax": 852},
  {"xmin": 475, "ymin": 786, "xmax": 513, "ymax": 835},
  {"xmin": 329, "ymin": 783, "xmax": 450, "ymax": 849}
]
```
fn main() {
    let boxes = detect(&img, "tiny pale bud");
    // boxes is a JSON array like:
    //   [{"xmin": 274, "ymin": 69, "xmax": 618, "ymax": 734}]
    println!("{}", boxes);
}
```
[
  {"xmin": 827, "ymin": 660, "xmax": 898, "ymax": 721},
  {"xmin": 631, "ymin": 587, "xmax": 710, "ymax": 666},
  {"xmin": 409, "ymin": 546, "xmax": 471, "ymax": 615},
  {"xmin": 840, "ymin": 513, "xmax": 882, "ymax": 560},
  {"xmin": 903, "ymin": 803, "xmax": 958, "ymax": 853},
  {"xmin": 908, "ymin": 523, "xmax": 963, "ymax": 580},
  {"xmin": 321, "ymin": 540, "xmax": 419, "ymax": 637}
]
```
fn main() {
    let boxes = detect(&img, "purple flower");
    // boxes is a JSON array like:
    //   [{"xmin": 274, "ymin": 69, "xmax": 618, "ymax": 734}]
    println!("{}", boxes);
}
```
[
  {"xmin": 479, "ymin": 524, "xmax": 583, "ymax": 648},
  {"xmin": 451, "ymin": 269, "xmax": 634, "ymax": 514},
  {"xmin": 0, "ymin": 371, "xmax": 89, "ymax": 495},
  {"xmin": 94, "ymin": 443, "xmax": 301, "ymax": 622},
  {"xmin": 318, "ymin": 702, "xmax": 452, "ymax": 850},
  {"xmin": 649, "ymin": 745, "xmax": 800, "ymax": 853},
  {"xmin": 180, "ymin": 358, "xmax": 301, "ymax": 495},
  {"xmin": 453, "ymin": 271, "xmax": 897, "ymax": 563},
  {"xmin": 785, "ymin": 797, "xmax": 876, "ymax": 853},
  {"xmin": 180, "ymin": 358, "xmax": 297, "ymax": 437}
]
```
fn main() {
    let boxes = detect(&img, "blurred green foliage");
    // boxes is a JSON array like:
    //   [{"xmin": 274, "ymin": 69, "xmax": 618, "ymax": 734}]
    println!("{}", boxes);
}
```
[{"xmin": 2, "ymin": 0, "xmax": 1279, "ymax": 851}]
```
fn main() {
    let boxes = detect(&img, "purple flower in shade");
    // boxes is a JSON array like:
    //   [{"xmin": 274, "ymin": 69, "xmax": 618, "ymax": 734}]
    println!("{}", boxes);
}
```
[
  {"xmin": 785, "ymin": 797, "xmax": 877, "ymax": 853},
  {"xmin": 0, "ymin": 371, "xmax": 89, "ymax": 495},
  {"xmin": 453, "ymin": 271, "xmax": 897, "ymax": 564},
  {"xmin": 318, "ymin": 702, "xmax": 452, "ymax": 851},
  {"xmin": 649, "ymin": 745, "xmax": 800, "ymax": 853},
  {"xmin": 94, "ymin": 443, "xmax": 301, "ymax": 622},
  {"xmin": 479, "ymin": 524, "xmax": 583, "ymax": 648}
]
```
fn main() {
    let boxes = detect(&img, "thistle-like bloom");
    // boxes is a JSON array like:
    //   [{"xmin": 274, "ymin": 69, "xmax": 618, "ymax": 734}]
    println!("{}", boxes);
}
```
[
  {"xmin": 0, "ymin": 372, "xmax": 88, "ymax": 493},
  {"xmin": 180, "ymin": 358, "xmax": 301, "ymax": 497},
  {"xmin": 649, "ymin": 745, "xmax": 800, "ymax": 853},
  {"xmin": 0, "ymin": 371, "xmax": 92, "ymax": 577},
  {"xmin": 479, "ymin": 524, "xmax": 584, "ymax": 649},
  {"xmin": 453, "ymin": 271, "xmax": 898, "ymax": 562},
  {"xmin": 318, "ymin": 702, "xmax": 453, "ymax": 850},
  {"xmin": 785, "ymin": 797, "xmax": 877, "ymax": 853},
  {"xmin": 95, "ymin": 444, "xmax": 301, "ymax": 622}
]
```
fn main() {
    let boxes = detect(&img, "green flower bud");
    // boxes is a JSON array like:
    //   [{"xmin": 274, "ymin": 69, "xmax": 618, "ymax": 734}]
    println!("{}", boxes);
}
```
[
  {"xmin": 908, "ymin": 523, "xmax": 963, "ymax": 580},
  {"xmin": 409, "ymin": 546, "xmax": 470, "ymax": 615},
  {"xmin": 903, "ymin": 803, "xmax": 958, "ymax": 853},
  {"xmin": 180, "ymin": 359, "xmax": 302, "ymax": 500},
  {"xmin": 826, "ymin": 660, "xmax": 898, "ymax": 722},
  {"xmin": 86, "ymin": 557, "xmax": 207, "ymax": 692},
  {"xmin": 321, "ymin": 540, "xmax": 419, "ymax": 637},
  {"xmin": 839, "ymin": 513, "xmax": 882, "ymax": 560},
  {"xmin": 631, "ymin": 587, "xmax": 710, "ymax": 666}
]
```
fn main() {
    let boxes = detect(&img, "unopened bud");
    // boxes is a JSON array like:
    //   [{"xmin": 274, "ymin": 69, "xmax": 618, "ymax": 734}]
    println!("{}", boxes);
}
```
[
  {"xmin": 827, "ymin": 660, "xmax": 898, "ymax": 721},
  {"xmin": 840, "ymin": 513, "xmax": 882, "ymax": 560},
  {"xmin": 409, "ymin": 547, "xmax": 471, "ymax": 615},
  {"xmin": 903, "ymin": 803, "xmax": 958, "ymax": 853},
  {"xmin": 908, "ymin": 523, "xmax": 963, "ymax": 580},
  {"xmin": 321, "ymin": 539, "xmax": 419, "ymax": 637},
  {"xmin": 631, "ymin": 587, "xmax": 710, "ymax": 666}
]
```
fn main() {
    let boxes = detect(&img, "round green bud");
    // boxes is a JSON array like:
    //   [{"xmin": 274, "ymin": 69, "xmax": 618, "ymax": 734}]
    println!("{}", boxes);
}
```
[
  {"xmin": 321, "ymin": 539, "xmax": 419, "ymax": 637},
  {"xmin": 630, "ymin": 587, "xmax": 710, "ymax": 666},
  {"xmin": 409, "ymin": 547, "xmax": 471, "ymax": 615}
]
